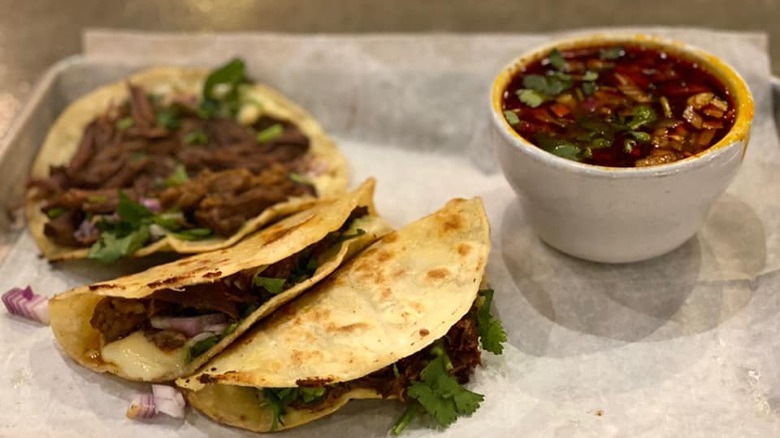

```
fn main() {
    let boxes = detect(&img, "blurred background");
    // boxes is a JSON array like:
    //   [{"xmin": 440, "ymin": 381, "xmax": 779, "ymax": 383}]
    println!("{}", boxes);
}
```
[{"xmin": 0, "ymin": 0, "xmax": 778, "ymax": 139}]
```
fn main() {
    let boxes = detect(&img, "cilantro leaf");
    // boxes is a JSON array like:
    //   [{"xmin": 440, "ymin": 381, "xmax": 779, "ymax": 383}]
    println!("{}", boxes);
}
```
[
  {"xmin": 183, "ymin": 130, "xmax": 208, "ymax": 145},
  {"xmin": 88, "ymin": 226, "xmax": 150, "ymax": 264},
  {"xmin": 548, "ymin": 49, "xmax": 567, "ymax": 70},
  {"xmin": 165, "ymin": 164, "xmax": 189, "ymax": 187},
  {"xmin": 582, "ymin": 82, "xmax": 597, "ymax": 95},
  {"xmin": 626, "ymin": 105, "xmax": 656, "ymax": 130},
  {"xmin": 156, "ymin": 109, "xmax": 180, "ymax": 130},
  {"xmin": 288, "ymin": 172, "xmax": 313, "ymax": 185},
  {"xmin": 172, "ymin": 227, "xmax": 213, "ymax": 241},
  {"xmin": 201, "ymin": 58, "xmax": 247, "ymax": 118},
  {"xmin": 116, "ymin": 117, "xmax": 134, "ymax": 131},
  {"xmin": 46, "ymin": 207, "xmax": 66, "ymax": 219},
  {"xmin": 152, "ymin": 212, "xmax": 185, "ymax": 231},
  {"xmin": 252, "ymin": 275, "xmax": 287, "ymax": 295},
  {"xmin": 600, "ymin": 46, "xmax": 625, "ymax": 60},
  {"xmin": 582, "ymin": 70, "xmax": 599, "ymax": 81},
  {"xmin": 189, "ymin": 334, "xmax": 219, "ymax": 361},
  {"xmin": 477, "ymin": 289, "xmax": 507, "ymax": 354},
  {"xmin": 522, "ymin": 74, "xmax": 548, "ymax": 91},
  {"xmin": 262, "ymin": 388, "xmax": 304, "ymax": 431},
  {"xmin": 628, "ymin": 131, "xmax": 651, "ymax": 142},
  {"xmin": 300, "ymin": 387, "xmax": 326, "ymax": 403},
  {"xmin": 116, "ymin": 192, "xmax": 153, "ymax": 224},
  {"xmin": 406, "ymin": 347, "xmax": 484, "ymax": 428},
  {"xmin": 257, "ymin": 123, "xmax": 284, "ymax": 143},
  {"xmin": 503, "ymin": 110, "xmax": 520, "ymax": 126},
  {"xmin": 550, "ymin": 144, "xmax": 581, "ymax": 161},
  {"xmin": 516, "ymin": 89, "xmax": 546, "ymax": 108},
  {"xmin": 392, "ymin": 403, "xmax": 422, "ymax": 435}
]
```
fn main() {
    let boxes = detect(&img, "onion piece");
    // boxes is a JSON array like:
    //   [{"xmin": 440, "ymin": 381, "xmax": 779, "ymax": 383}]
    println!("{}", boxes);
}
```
[
  {"xmin": 140, "ymin": 198, "xmax": 161, "ymax": 213},
  {"xmin": 150, "ymin": 314, "xmax": 226, "ymax": 337},
  {"xmin": 152, "ymin": 385, "xmax": 186, "ymax": 419},
  {"xmin": 202, "ymin": 323, "xmax": 229, "ymax": 334},
  {"xmin": 126, "ymin": 393, "xmax": 156, "ymax": 420},
  {"xmin": 2, "ymin": 286, "xmax": 50, "ymax": 325}
]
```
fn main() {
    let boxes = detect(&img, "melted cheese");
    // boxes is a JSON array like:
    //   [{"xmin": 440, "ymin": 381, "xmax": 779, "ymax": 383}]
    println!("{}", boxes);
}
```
[{"xmin": 100, "ymin": 331, "xmax": 188, "ymax": 381}]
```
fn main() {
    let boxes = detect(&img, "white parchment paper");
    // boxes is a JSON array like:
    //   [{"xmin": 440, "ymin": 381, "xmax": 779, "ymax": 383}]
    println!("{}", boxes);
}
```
[{"xmin": 1, "ymin": 29, "xmax": 779, "ymax": 437}]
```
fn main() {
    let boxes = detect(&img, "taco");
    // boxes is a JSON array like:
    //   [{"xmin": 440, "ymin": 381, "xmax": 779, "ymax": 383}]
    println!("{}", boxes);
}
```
[
  {"xmin": 177, "ymin": 197, "xmax": 506, "ymax": 433},
  {"xmin": 49, "ymin": 179, "xmax": 390, "ymax": 382},
  {"xmin": 27, "ymin": 59, "xmax": 348, "ymax": 262}
]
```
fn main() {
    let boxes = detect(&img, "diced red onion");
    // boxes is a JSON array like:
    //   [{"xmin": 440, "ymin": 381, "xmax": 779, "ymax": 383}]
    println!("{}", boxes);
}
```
[
  {"xmin": 150, "ymin": 314, "xmax": 226, "ymax": 338},
  {"xmin": 73, "ymin": 219, "xmax": 99, "ymax": 244},
  {"xmin": 127, "ymin": 386, "xmax": 186, "ymax": 420},
  {"xmin": 2, "ymin": 286, "xmax": 49, "ymax": 325},
  {"xmin": 202, "ymin": 323, "xmax": 229, "ymax": 334},
  {"xmin": 149, "ymin": 224, "xmax": 167, "ymax": 240},
  {"xmin": 126, "ymin": 393, "xmax": 156, "ymax": 420},
  {"xmin": 188, "ymin": 332, "xmax": 217, "ymax": 345},
  {"xmin": 141, "ymin": 198, "xmax": 162, "ymax": 213},
  {"xmin": 152, "ymin": 384, "xmax": 186, "ymax": 419}
]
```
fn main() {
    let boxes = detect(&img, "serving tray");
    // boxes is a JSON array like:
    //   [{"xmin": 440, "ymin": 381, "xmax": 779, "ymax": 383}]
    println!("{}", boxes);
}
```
[{"xmin": 1, "ymin": 31, "xmax": 779, "ymax": 437}]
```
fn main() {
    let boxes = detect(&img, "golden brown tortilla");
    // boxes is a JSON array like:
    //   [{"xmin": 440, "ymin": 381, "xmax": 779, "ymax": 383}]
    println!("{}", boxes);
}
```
[
  {"xmin": 27, "ymin": 66, "xmax": 348, "ymax": 261},
  {"xmin": 178, "ymin": 197, "xmax": 491, "ymax": 432},
  {"xmin": 49, "ymin": 179, "xmax": 390, "ymax": 382}
]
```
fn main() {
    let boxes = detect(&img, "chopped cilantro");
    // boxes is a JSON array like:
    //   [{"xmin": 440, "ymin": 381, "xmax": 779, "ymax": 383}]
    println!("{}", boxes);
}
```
[
  {"xmin": 252, "ymin": 275, "xmax": 287, "ymax": 295},
  {"xmin": 257, "ymin": 123, "xmax": 284, "ymax": 143},
  {"xmin": 628, "ymin": 131, "xmax": 651, "ymax": 142},
  {"xmin": 600, "ymin": 46, "xmax": 624, "ymax": 60},
  {"xmin": 116, "ymin": 191, "xmax": 153, "ymax": 223},
  {"xmin": 404, "ymin": 344, "xmax": 484, "ymax": 429},
  {"xmin": 152, "ymin": 212, "xmax": 185, "ymax": 231},
  {"xmin": 548, "ymin": 49, "xmax": 567, "ymax": 70},
  {"xmin": 550, "ymin": 144, "xmax": 581, "ymax": 161},
  {"xmin": 626, "ymin": 105, "xmax": 656, "ymax": 130},
  {"xmin": 503, "ymin": 110, "xmax": 520, "ymax": 126},
  {"xmin": 156, "ymin": 109, "xmax": 180, "ymax": 130},
  {"xmin": 477, "ymin": 289, "xmax": 507, "ymax": 354},
  {"xmin": 262, "ymin": 388, "xmax": 302, "ymax": 431},
  {"xmin": 623, "ymin": 138, "xmax": 637, "ymax": 153},
  {"xmin": 183, "ymin": 130, "xmax": 208, "ymax": 145},
  {"xmin": 582, "ymin": 82, "xmax": 597, "ymax": 95},
  {"xmin": 582, "ymin": 70, "xmax": 599, "ymax": 81},
  {"xmin": 288, "ymin": 172, "xmax": 313, "ymax": 185},
  {"xmin": 172, "ymin": 228, "xmax": 213, "ymax": 241},
  {"xmin": 116, "ymin": 117, "xmax": 134, "ymax": 131},
  {"xmin": 189, "ymin": 335, "xmax": 220, "ymax": 361},
  {"xmin": 392, "ymin": 403, "xmax": 423, "ymax": 435},
  {"xmin": 88, "ymin": 226, "xmax": 150, "ymax": 264},
  {"xmin": 591, "ymin": 137, "xmax": 612, "ymax": 149},
  {"xmin": 522, "ymin": 74, "xmax": 549, "ymax": 92},
  {"xmin": 165, "ymin": 164, "xmax": 189, "ymax": 187},
  {"xmin": 201, "ymin": 58, "xmax": 247, "ymax": 118},
  {"xmin": 300, "ymin": 387, "xmax": 326, "ymax": 403},
  {"xmin": 45, "ymin": 207, "xmax": 66, "ymax": 219},
  {"xmin": 516, "ymin": 89, "xmax": 546, "ymax": 108}
]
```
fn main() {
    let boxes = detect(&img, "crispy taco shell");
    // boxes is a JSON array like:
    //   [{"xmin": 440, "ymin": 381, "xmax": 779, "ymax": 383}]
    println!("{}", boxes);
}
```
[
  {"xmin": 49, "ymin": 179, "xmax": 390, "ymax": 382},
  {"xmin": 27, "ymin": 66, "xmax": 348, "ymax": 261},
  {"xmin": 178, "ymin": 197, "xmax": 490, "ymax": 432}
]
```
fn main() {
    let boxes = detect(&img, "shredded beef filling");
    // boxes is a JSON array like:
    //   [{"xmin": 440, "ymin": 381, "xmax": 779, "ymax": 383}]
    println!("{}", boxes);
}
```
[
  {"xmin": 89, "ymin": 208, "xmax": 368, "ymax": 351},
  {"xmin": 31, "ymin": 84, "xmax": 315, "ymax": 247},
  {"xmin": 288, "ymin": 311, "xmax": 482, "ymax": 412}
]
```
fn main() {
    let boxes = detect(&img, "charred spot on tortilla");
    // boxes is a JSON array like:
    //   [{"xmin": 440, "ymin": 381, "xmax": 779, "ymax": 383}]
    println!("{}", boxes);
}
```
[
  {"xmin": 376, "ymin": 250, "xmax": 394, "ymax": 263},
  {"xmin": 146, "ymin": 276, "xmax": 183, "ymax": 288},
  {"xmin": 426, "ymin": 268, "xmax": 450, "ymax": 280},
  {"xmin": 458, "ymin": 243, "xmax": 472, "ymax": 256},
  {"xmin": 419, "ymin": 328, "xmax": 430, "ymax": 337},
  {"xmin": 198, "ymin": 374, "xmax": 217, "ymax": 384},
  {"xmin": 202, "ymin": 270, "xmax": 221, "ymax": 279},
  {"xmin": 88, "ymin": 283, "xmax": 118, "ymax": 291},
  {"xmin": 296, "ymin": 377, "xmax": 334, "ymax": 387}
]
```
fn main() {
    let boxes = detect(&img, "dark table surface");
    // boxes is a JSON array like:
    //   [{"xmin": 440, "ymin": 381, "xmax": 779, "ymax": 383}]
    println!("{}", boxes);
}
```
[{"xmin": 0, "ymin": 0, "xmax": 778, "ymax": 139}]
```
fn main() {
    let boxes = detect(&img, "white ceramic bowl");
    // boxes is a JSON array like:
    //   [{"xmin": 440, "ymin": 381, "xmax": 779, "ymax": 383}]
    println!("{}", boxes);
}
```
[{"xmin": 491, "ymin": 34, "xmax": 754, "ymax": 263}]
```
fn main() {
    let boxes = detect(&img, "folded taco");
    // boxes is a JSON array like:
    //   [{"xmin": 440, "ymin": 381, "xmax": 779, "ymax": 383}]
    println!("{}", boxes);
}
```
[
  {"xmin": 49, "ymin": 179, "xmax": 390, "ymax": 382},
  {"xmin": 177, "ymin": 197, "xmax": 506, "ymax": 434},
  {"xmin": 27, "ymin": 59, "xmax": 347, "ymax": 262}
]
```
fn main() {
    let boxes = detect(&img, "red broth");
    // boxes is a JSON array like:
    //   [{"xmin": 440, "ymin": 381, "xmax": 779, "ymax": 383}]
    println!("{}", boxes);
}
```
[{"xmin": 501, "ymin": 44, "xmax": 736, "ymax": 167}]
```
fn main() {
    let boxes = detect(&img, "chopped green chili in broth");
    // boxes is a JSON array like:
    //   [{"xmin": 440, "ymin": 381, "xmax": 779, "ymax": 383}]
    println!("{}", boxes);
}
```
[{"xmin": 501, "ymin": 44, "xmax": 736, "ymax": 167}]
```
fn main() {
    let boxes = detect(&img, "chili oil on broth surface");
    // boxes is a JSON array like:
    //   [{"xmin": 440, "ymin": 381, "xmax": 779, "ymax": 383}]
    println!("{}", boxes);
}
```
[
  {"xmin": 501, "ymin": 43, "xmax": 736, "ymax": 168},
  {"xmin": 25, "ymin": 60, "xmax": 348, "ymax": 262}
]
